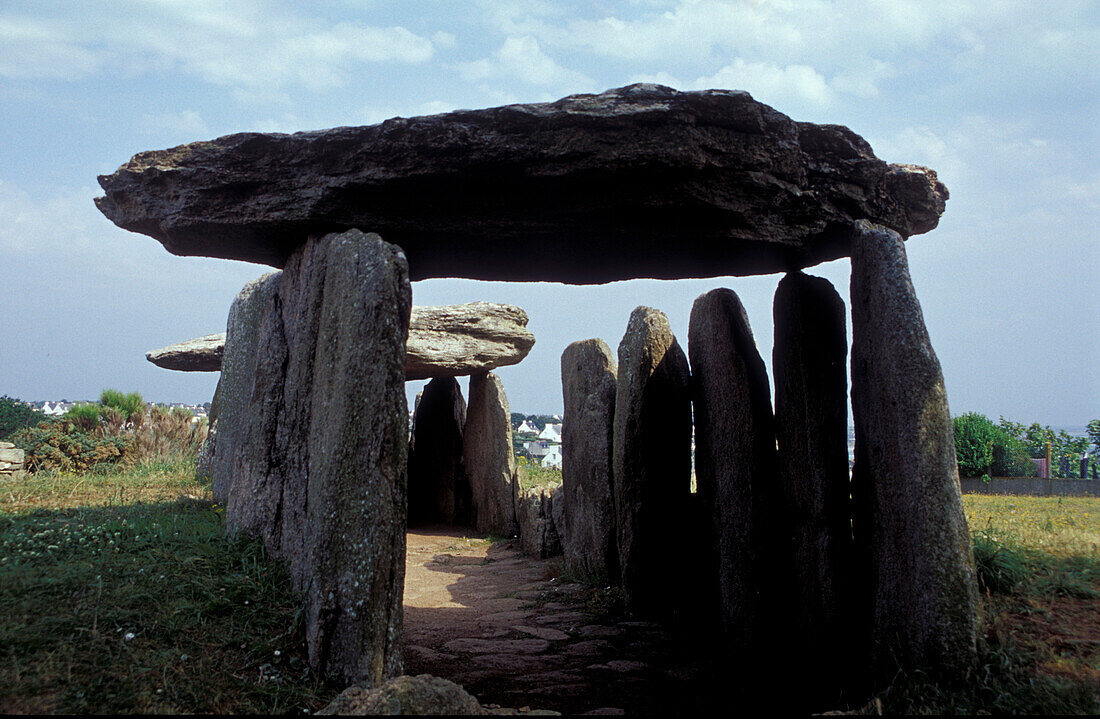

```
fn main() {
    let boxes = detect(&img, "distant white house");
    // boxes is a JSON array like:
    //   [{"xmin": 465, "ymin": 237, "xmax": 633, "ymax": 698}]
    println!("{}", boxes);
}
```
[
  {"xmin": 41, "ymin": 402, "xmax": 66, "ymax": 416},
  {"xmin": 538, "ymin": 423, "xmax": 562, "ymax": 442},
  {"xmin": 525, "ymin": 439, "xmax": 553, "ymax": 458},
  {"xmin": 541, "ymin": 444, "xmax": 562, "ymax": 469},
  {"xmin": 516, "ymin": 419, "xmax": 538, "ymax": 435}
]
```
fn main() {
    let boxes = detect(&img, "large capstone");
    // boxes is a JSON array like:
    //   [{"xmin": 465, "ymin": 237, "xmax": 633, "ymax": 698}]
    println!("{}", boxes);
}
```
[
  {"xmin": 146, "ymin": 302, "xmax": 534, "ymax": 379},
  {"xmin": 612, "ymin": 307, "xmax": 692, "ymax": 617},
  {"xmin": 849, "ymin": 220, "xmax": 981, "ymax": 678},
  {"xmin": 464, "ymin": 372, "xmax": 518, "ymax": 537},
  {"xmin": 772, "ymin": 272, "xmax": 854, "ymax": 687},
  {"xmin": 96, "ymin": 84, "xmax": 947, "ymax": 283},
  {"xmin": 688, "ymin": 289, "xmax": 782, "ymax": 648},
  {"xmin": 560, "ymin": 338, "xmax": 618, "ymax": 582},
  {"xmin": 220, "ymin": 229, "xmax": 410, "ymax": 685},
  {"xmin": 408, "ymin": 377, "xmax": 471, "ymax": 526},
  {"xmin": 145, "ymin": 333, "xmax": 224, "ymax": 371}
]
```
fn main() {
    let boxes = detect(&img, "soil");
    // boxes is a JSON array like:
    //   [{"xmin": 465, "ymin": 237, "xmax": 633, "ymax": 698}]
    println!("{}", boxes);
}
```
[{"xmin": 402, "ymin": 527, "xmax": 716, "ymax": 715}]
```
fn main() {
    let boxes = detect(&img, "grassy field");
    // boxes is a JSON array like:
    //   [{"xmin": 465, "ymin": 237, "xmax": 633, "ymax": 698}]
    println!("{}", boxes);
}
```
[{"xmin": 0, "ymin": 464, "xmax": 1097, "ymax": 714}]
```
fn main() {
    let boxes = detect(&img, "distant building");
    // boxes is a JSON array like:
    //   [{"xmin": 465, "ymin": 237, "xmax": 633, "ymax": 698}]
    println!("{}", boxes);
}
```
[
  {"xmin": 516, "ymin": 419, "xmax": 538, "ymax": 435},
  {"xmin": 539, "ymin": 423, "xmax": 562, "ymax": 442}
]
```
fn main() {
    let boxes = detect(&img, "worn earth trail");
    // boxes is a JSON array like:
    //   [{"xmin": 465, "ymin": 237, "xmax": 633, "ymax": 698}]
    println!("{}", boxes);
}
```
[{"xmin": 402, "ymin": 528, "xmax": 717, "ymax": 715}]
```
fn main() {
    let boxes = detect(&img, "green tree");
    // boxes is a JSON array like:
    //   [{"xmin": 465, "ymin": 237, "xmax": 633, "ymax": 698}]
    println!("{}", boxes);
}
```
[
  {"xmin": 952, "ymin": 412, "xmax": 998, "ymax": 477},
  {"xmin": 0, "ymin": 396, "xmax": 45, "ymax": 440},
  {"xmin": 1088, "ymin": 419, "xmax": 1100, "ymax": 454}
]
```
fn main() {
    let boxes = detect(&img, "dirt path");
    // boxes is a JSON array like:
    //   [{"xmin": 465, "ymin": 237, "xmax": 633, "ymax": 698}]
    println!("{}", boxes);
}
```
[{"xmin": 402, "ymin": 527, "xmax": 710, "ymax": 715}]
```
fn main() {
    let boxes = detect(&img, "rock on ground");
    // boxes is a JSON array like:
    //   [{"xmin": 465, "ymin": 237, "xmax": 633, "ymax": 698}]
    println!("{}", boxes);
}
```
[
  {"xmin": 612, "ymin": 307, "xmax": 692, "ymax": 617},
  {"xmin": 772, "ymin": 272, "xmax": 854, "ymax": 687},
  {"xmin": 514, "ymin": 475, "xmax": 564, "ymax": 559},
  {"xmin": 317, "ymin": 674, "xmax": 484, "ymax": 715},
  {"xmin": 849, "ymin": 220, "xmax": 980, "ymax": 679},
  {"xmin": 560, "ymin": 339, "xmax": 618, "ymax": 582},
  {"xmin": 222, "ymin": 229, "xmax": 410, "ymax": 685},
  {"xmin": 96, "ymin": 84, "xmax": 947, "ymax": 282},
  {"xmin": 145, "ymin": 333, "xmax": 224, "ymax": 371},
  {"xmin": 465, "ymin": 372, "xmax": 518, "ymax": 537},
  {"xmin": 688, "ymin": 289, "xmax": 782, "ymax": 647}
]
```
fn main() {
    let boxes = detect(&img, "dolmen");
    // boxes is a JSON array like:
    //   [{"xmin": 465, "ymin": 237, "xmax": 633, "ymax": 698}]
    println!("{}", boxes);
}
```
[{"xmin": 97, "ymin": 83, "xmax": 976, "ymax": 700}]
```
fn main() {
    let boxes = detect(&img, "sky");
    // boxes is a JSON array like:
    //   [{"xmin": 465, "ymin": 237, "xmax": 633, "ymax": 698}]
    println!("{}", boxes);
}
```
[{"xmin": 0, "ymin": 0, "xmax": 1096, "ymax": 426}]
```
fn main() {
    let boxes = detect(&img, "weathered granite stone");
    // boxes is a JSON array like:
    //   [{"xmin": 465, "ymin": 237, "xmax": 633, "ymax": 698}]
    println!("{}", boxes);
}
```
[
  {"xmin": 465, "ymin": 372, "xmax": 518, "ymax": 536},
  {"xmin": 560, "ymin": 339, "xmax": 618, "ymax": 581},
  {"xmin": 317, "ymin": 674, "xmax": 483, "ymax": 715},
  {"xmin": 146, "ymin": 302, "xmax": 534, "ymax": 379},
  {"xmin": 145, "ymin": 334, "xmax": 224, "ymax": 371},
  {"xmin": 849, "ymin": 220, "xmax": 981, "ymax": 678},
  {"xmin": 772, "ymin": 272, "xmax": 853, "ymax": 684},
  {"xmin": 408, "ymin": 377, "xmax": 471, "ymax": 526},
  {"xmin": 612, "ymin": 307, "xmax": 692, "ymax": 616},
  {"xmin": 210, "ymin": 271, "xmax": 280, "ymax": 502},
  {"xmin": 195, "ymin": 420, "xmax": 216, "ymax": 482},
  {"xmin": 96, "ymin": 84, "xmax": 947, "ymax": 283},
  {"xmin": 514, "ymin": 473, "xmax": 563, "ymax": 559},
  {"xmin": 688, "ymin": 289, "xmax": 781, "ymax": 647},
  {"xmin": 406, "ymin": 303, "xmax": 535, "ymax": 380},
  {"xmin": 223, "ymin": 229, "xmax": 410, "ymax": 685},
  {"xmin": 0, "ymin": 446, "xmax": 25, "ymax": 465}
]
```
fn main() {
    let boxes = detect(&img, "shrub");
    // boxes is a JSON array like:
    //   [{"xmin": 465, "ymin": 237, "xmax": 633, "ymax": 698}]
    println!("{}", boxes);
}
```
[
  {"xmin": 953, "ymin": 412, "xmax": 999, "ymax": 477},
  {"xmin": 64, "ymin": 403, "xmax": 102, "ymax": 432},
  {"xmin": 0, "ymin": 395, "xmax": 46, "ymax": 439},
  {"xmin": 100, "ymin": 388, "xmax": 145, "ymax": 422},
  {"xmin": 10, "ymin": 421, "xmax": 131, "ymax": 472}
]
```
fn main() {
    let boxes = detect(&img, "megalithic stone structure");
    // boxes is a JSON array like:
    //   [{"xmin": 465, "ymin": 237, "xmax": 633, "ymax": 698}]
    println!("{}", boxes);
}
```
[
  {"xmin": 849, "ymin": 220, "xmax": 981, "ymax": 679},
  {"xmin": 773, "ymin": 272, "xmax": 854, "ymax": 694},
  {"xmin": 408, "ymin": 377, "xmax": 470, "ymax": 526},
  {"xmin": 688, "ymin": 289, "xmax": 782, "ymax": 647},
  {"xmin": 221, "ymin": 229, "xmax": 410, "ymax": 686},
  {"xmin": 464, "ymin": 371, "xmax": 518, "ymax": 537},
  {"xmin": 560, "ymin": 338, "xmax": 619, "ymax": 582},
  {"xmin": 612, "ymin": 307, "xmax": 692, "ymax": 617}
]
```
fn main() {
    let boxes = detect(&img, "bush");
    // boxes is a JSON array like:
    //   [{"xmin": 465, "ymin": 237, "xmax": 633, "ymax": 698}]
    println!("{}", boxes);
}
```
[
  {"xmin": 99, "ymin": 388, "xmax": 145, "ymax": 422},
  {"xmin": 64, "ymin": 403, "xmax": 101, "ymax": 432},
  {"xmin": 953, "ymin": 412, "xmax": 999, "ymax": 478},
  {"xmin": 0, "ymin": 395, "xmax": 46, "ymax": 439},
  {"xmin": 10, "ymin": 421, "xmax": 131, "ymax": 472}
]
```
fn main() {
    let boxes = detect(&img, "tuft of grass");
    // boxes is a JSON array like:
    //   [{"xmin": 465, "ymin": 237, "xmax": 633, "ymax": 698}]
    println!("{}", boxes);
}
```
[{"xmin": 0, "ymin": 462, "xmax": 339, "ymax": 714}]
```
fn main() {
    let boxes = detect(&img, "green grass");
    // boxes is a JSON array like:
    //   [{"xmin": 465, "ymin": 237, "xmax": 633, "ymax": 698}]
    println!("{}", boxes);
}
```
[{"xmin": 0, "ymin": 460, "xmax": 339, "ymax": 714}]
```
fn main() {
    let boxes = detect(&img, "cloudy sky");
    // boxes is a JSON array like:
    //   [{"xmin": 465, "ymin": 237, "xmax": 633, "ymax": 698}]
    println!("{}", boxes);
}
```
[{"xmin": 1, "ymin": 1, "xmax": 1096, "ymax": 425}]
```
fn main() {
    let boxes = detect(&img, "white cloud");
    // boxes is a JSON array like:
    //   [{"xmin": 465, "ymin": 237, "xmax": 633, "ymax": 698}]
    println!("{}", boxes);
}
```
[
  {"xmin": 0, "ymin": 5, "xmax": 435, "ymax": 93},
  {"xmin": 458, "ymin": 36, "xmax": 592, "ymax": 88},
  {"xmin": 634, "ymin": 60, "xmax": 837, "ymax": 114},
  {"xmin": 137, "ymin": 110, "xmax": 209, "ymax": 140}
]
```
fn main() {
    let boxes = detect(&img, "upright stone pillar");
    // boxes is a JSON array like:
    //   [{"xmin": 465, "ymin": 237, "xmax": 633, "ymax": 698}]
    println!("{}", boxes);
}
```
[
  {"xmin": 464, "ymin": 372, "xmax": 518, "ymax": 536},
  {"xmin": 773, "ymin": 272, "xmax": 853, "ymax": 691},
  {"xmin": 560, "ymin": 339, "xmax": 618, "ymax": 582},
  {"xmin": 408, "ymin": 377, "xmax": 470, "ymax": 526},
  {"xmin": 849, "ymin": 220, "xmax": 980, "ymax": 678},
  {"xmin": 223, "ymin": 230, "xmax": 410, "ymax": 686},
  {"xmin": 612, "ymin": 307, "xmax": 692, "ymax": 617},
  {"xmin": 211, "ymin": 272, "xmax": 281, "ymax": 502},
  {"xmin": 688, "ymin": 289, "xmax": 781, "ymax": 647}
]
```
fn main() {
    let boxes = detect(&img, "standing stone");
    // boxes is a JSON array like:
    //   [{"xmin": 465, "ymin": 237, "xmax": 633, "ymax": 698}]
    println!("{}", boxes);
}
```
[
  {"xmin": 612, "ymin": 307, "xmax": 692, "ymax": 616},
  {"xmin": 849, "ymin": 220, "xmax": 980, "ymax": 678},
  {"xmin": 211, "ymin": 271, "xmax": 281, "ymax": 502},
  {"xmin": 773, "ymin": 272, "xmax": 853, "ymax": 690},
  {"xmin": 223, "ymin": 229, "xmax": 410, "ymax": 686},
  {"xmin": 513, "ymin": 469, "xmax": 564, "ymax": 559},
  {"xmin": 689, "ymin": 289, "xmax": 781, "ymax": 647},
  {"xmin": 464, "ymin": 372, "xmax": 517, "ymax": 536},
  {"xmin": 408, "ymin": 377, "xmax": 470, "ymax": 526},
  {"xmin": 560, "ymin": 338, "xmax": 618, "ymax": 582}
]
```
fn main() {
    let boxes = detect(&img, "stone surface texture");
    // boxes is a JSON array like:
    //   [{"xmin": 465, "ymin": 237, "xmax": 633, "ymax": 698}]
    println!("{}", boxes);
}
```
[
  {"xmin": 221, "ymin": 229, "xmax": 411, "ymax": 685},
  {"xmin": 210, "ymin": 272, "xmax": 280, "ymax": 502},
  {"xmin": 0, "ymin": 441, "xmax": 26, "ymax": 479},
  {"xmin": 317, "ymin": 674, "xmax": 484, "ymax": 715},
  {"xmin": 408, "ymin": 377, "xmax": 471, "ymax": 526},
  {"xmin": 514, "ymin": 475, "xmax": 564, "ymax": 559},
  {"xmin": 464, "ymin": 372, "xmax": 518, "ymax": 537},
  {"xmin": 772, "ymin": 272, "xmax": 853, "ymax": 683},
  {"xmin": 96, "ymin": 84, "xmax": 947, "ymax": 283},
  {"xmin": 147, "ymin": 302, "xmax": 534, "ymax": 379},
  {"xmin": 560, "ymin": 339, "xmax": 618, "ymax": 581},
  {"xmin": 612, "ymin": 307, "xmax": 692, "ymax": 616},
  {"xmin": 407, "ymin": 303, "xmax": 535, "ymax": 380},
  {"xmin": 849, "ymin": 220, "xmax": 981, "ymax": 678},
  {"xmin": 145, "ymin": 333, "xmax": 224, "ymax": 371},
  {"xmin": 688, "ymin": 289, "xmax": 781, "ymax": 648}
]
